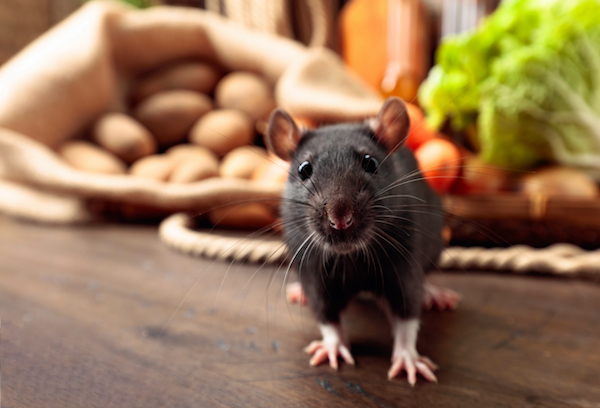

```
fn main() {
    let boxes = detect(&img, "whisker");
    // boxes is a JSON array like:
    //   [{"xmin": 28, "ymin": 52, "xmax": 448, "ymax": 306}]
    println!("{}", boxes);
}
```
[
  {"xmin": 373, "ymin": 194, "xmax": 426, "ymax": 204},
  {"xmin": 274, "ymin": 231, "xmax": 316, "ymax": 305}
]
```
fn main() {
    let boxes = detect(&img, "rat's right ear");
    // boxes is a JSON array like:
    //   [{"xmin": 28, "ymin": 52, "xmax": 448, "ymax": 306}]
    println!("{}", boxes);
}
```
[
  {"xmin": 265, "ymin": 108, "xmax": 302, "ymax": 162},
  {"xmin": 370, "ymin": 97, "xmax": 410, "ymax": 154}
]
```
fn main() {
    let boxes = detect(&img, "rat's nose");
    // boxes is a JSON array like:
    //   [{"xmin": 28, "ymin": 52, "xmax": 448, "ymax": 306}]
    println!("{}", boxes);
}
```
[{"xmin": 328, "ymin": 211, "xmax": 354, "ymax": 230}]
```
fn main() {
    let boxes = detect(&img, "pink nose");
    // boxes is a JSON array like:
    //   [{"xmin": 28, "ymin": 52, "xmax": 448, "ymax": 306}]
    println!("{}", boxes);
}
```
[{"xmin": 328, "ymin": 212, "xmax": 354, "ymax": 230}]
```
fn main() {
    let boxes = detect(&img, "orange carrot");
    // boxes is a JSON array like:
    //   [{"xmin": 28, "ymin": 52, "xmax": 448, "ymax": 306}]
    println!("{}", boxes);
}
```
[{"xmin": 405, "ymin": 103, "xmax": 438, "ymax": 151}]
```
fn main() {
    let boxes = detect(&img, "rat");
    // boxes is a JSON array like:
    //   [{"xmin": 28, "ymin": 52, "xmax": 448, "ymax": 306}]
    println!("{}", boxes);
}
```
[{"xmin": 265, "ymin": 96, "xmax": 460, "ymax": 385}]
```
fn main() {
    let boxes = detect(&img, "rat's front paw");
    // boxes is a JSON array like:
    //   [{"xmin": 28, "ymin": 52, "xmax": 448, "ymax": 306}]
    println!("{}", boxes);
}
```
[
  {"xmin": 304, "ymin": 339, "xmax": 355, "ymax": 370},
  {"xmin": 388, "ymin": 350, "xmax": 438, "ymax": 385},
  {"xmin": 389, "ymin": 318, "xmax": 439, "ymax": 386},
  {"xmin": 286, "ymin": 282, "xmax": 307, "ymax": 305},
  {"xmin": 422, "ymin": 283, "xmax": 461, "ymax": 311},
  {"xmin": 305, "ymin": 323, "xmax": 354, "ymax": 370}
]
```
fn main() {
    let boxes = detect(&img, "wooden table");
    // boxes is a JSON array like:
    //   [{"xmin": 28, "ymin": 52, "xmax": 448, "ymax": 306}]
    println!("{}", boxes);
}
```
[{"xmin": 1, "ymin": 216, "xmax": 599, "ymax": 407}]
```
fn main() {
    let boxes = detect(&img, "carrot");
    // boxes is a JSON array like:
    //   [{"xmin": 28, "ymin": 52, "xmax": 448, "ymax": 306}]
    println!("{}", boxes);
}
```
[
  {"xmin": 414, "ymin": 138, "xmax": 461, "ymax": 194},
  {"xmin": 405, "ymin": 103, "xmax": 437, "ymax": 151},
  {"xmin": 339, "ymin": 0, "xmax": 430, "ymax": 101}
]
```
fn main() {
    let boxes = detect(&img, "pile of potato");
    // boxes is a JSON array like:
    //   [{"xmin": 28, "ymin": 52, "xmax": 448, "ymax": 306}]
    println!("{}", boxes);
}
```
[{"xmin": 56, "ymin": 61, "xmax": 289, "ymax": 227}]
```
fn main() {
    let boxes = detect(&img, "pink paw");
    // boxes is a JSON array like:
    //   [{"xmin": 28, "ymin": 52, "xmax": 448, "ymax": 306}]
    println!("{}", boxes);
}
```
[
  {"xmin": 286, "ymin": 282, "xmax": 307, "ymax": 305},
  {"xmin": 388, "ymin": 351, "xmax": 438, "ymax": 385},
  {"xmin": 304, "ymin": 340, "xmax": 355, "ymax": 370},
  {"xmin": 423, "ymin": 283, "xmax": 461, "ymax": 311}
]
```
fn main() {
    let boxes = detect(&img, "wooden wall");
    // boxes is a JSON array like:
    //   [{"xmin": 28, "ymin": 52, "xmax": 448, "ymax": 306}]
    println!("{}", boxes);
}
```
[{"xmin": 0, "ymin": 0, "xmax": 80, "ymax": 65}]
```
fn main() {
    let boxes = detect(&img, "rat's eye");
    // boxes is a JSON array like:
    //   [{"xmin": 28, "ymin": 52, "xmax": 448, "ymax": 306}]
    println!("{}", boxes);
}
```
[
  {"xmin": 362, "ymin": 154, "xmax": 379, "ymax": 173},
  {"xmin": 298, "ymin": 161, "xmax": 313, "ymax": 180}
]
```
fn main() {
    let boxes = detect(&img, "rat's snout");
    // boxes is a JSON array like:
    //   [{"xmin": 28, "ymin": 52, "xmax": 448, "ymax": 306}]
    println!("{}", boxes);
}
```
[
  {"xmin": 326, "ymin": 198, "xmax": 354, "ymax": 231},
  {"xmin": 328, "ymin": 211, "xmax": 354, "ymax": 230}
]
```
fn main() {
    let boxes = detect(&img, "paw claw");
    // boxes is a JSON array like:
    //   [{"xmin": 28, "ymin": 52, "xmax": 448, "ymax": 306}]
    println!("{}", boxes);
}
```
[
  {"xmin": 388, "ymin": 353, "xmax": 438, "ymax": 385},
  {"xmin": 339, "ymin": 345, "xmax": 356, "ymax": 366},
  {"xmin": 309, "ymin": 348, "xmax": 330, "ymax": 367},
  {"xmin": 305, "ymin": 340, "xmax": 354, "ymax": 370},
  {"xmin": 420, "ymin": 356, "xmax": 439, "ymax": 371},
  {"xmin": 304, "ymin": 340, "xmax": 321, "ymax": 355}
]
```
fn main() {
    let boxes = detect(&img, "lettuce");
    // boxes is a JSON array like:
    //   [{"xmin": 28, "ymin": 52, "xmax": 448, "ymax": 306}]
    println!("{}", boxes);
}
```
[{"xmin": 418, "ymin": 0, "xmax": 600, "ymax": 176}]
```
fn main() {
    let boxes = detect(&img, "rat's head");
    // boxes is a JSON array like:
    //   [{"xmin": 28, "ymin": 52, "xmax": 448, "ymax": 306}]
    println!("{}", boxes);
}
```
[{"xmin": 265, "ymin": 97, "xmax": 411, "ymax": 255}]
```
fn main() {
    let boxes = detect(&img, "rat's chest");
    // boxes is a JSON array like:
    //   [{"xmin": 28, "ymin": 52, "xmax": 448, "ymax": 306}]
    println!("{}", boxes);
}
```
[{"xmin": 307, "ymin": 247, "xmax": 420, "ymax": 295}]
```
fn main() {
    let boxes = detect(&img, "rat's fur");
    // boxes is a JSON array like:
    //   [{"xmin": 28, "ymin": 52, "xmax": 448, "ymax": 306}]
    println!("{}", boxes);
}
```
[
  {"xmin": 280, "ymin": 122, "xmax": 444, "ymax": 324},
  {"xmin": 264, "ymin": 97, "xmax": 448, "ymax": 383}
]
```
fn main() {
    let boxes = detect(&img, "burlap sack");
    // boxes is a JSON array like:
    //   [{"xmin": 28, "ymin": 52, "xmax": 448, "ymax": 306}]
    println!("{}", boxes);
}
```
[{"xmin": 0, "ymin": 0, "xmax": 382, "ymax": 224}]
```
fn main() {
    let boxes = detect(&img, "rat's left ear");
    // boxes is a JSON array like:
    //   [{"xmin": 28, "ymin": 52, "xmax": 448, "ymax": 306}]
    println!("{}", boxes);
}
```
[
  {"xmin": 370, "ymin": 97, "xmax": 410, "ymax": 154},
  {"xmin": 265, "ymin": 108, "xmax": 302, "ymax": 162}
]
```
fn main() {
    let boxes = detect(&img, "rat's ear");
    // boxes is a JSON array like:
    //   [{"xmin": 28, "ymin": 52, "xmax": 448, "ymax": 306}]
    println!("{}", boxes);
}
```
[
  {"xmin": 370, "ymin": 97, "xmax": 410, "ymax": 154},
  {"xmin": 265, "ymin": 108, "xmax": 302, "ymax": 162}
]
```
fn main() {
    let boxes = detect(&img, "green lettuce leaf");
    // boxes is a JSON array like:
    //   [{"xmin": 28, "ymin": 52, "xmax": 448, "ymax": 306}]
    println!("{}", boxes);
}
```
[{"xmin": 418, "ymin": 0, "xmax": 600, "ymax": 176}]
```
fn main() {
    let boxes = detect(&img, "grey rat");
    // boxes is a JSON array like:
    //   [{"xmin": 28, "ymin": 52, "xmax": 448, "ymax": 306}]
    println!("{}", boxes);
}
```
[{"xmin": 265, "ymin": 97, "xmax": 459, "ymax": 385}]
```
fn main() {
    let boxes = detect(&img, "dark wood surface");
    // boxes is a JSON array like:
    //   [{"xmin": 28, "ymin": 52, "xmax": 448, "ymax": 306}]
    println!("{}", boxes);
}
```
[{"xmin": 1, "ymin": 215, "xmax": 599, "ymax": 408}]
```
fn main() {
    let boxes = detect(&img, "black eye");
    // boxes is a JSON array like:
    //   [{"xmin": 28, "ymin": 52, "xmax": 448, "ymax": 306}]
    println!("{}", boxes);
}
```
[
  {"xmin": 362, "ymin": 154, "xmax": 379, "ymax": 173},
  {"xmin": 298, "ymin": 161, "xmax": 313, "ymax": 180}
]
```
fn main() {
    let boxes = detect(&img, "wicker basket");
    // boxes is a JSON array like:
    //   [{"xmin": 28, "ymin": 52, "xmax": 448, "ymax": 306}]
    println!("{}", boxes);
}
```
[{"xmin": 444, "ymin": 194, "xmax": 600, "ymax": 249}]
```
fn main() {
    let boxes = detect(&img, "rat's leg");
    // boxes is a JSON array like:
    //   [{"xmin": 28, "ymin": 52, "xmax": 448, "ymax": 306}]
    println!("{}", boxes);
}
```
[
  {"xmin": 378, "ymin": 298, "xmax": 438, "ymax": 385},
  {"xmin": 388, "ymin": 317, "xmax": 438, "ymax": 385},
  {"xmin": 301, "ymin": 270, "xmax": 355, "ymax": 370},
  {"xmin": 422, "ymin": 282, "xmax": 461, "ymax": 311},
  {"xmin": 304, "ymin": 322, "xmax": 355, "ymax": 370},
  {"xmin": 286, "ymin": 282, "xmax": 307, "ymax": 305}
]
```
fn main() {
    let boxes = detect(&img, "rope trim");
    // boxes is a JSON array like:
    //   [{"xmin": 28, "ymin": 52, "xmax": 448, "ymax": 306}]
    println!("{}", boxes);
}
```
[
  {"xmin": 159, "ymin": 213, "xmax": 600, "ymax": 278},
  {"xmin": 159, "ymin": 212, "xmax": 287, "ymax": 263},
  {"xmin": 439, "ymin": 245, "xmax": 600, "ymax": 277}
]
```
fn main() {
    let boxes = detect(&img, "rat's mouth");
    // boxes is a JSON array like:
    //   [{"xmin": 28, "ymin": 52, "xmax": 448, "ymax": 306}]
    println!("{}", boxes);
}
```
[
  {"xmin": 321, "ymin": 230, "xmax": 372, "ymax": 255},
  {"xmin": 325, "ymin": 241, "xmax": 361, "ymax": 255},
  {"xmin": 310, "ymin": 214, "xmax": 375, "ymax": 255}
]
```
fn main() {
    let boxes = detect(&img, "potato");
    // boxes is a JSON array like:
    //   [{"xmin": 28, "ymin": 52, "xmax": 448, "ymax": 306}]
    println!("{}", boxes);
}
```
[
  {"xmin": 209, "ymin": 203, "xmax": 276, "ymax": 229},
  {"xmin": 451, "ymin": 154, "xmax": 509, "ymax": 194},
  {"xmin": 189, "ymin": 109, "xmax": 254, "ymax": 156},
  {"xmin": 129, "ymin": 154, "xmax": 177, "ymax": 181},
  {"xmin": 130, "ymin": 62, "xmax": 222, "ymax": 103},
  {"xmin": 165, "ymin": 144, "xmax": 219, "ymax": 165},
  {"xmin": 165, "ymin": 144, "xmax": 220, "ymax": 183},
  {"xmin": 91, "ymin": 112, "xmax": 156, "ymax": 163},
  {"xmin": 220, "ymin": 146, "xmax": 269, "ymax": 179},
  {"xmin": 519, "ymin": 166, "xmax": 599, "ymax": 197},
  {"xmin": 214, "ymin": 72, "xmax": 276, "ymax": 121},
  {"xmin": 170, "ymin": 158, "xmax": 219, "ymax": 183},
  {"xmin": 58, "ymin": 140, "xmax": 126, "ymax": 174},
  {"xmin": 251, "ymin": 155, "xmax": 289, "ymax": 188},
  {"xmin": 133, "ymin": 90, "xmax": 213, "ymax": 148}
]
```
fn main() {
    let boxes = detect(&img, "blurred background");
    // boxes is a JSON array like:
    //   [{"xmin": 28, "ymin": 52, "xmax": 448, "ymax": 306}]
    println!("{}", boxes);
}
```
[
  {"xmin": 3, "ymin": 0, "xmax": 600, "ymax": 250},
  {"xmin": 0, "ymin": 0, "xmax": 501, "ymax": 66}
]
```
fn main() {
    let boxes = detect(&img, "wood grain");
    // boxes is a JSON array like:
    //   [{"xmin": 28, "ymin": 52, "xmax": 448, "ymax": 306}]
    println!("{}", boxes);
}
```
[{"xmin": 0, "ymin": 216, "xmax": 599, "ymax": 407}]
